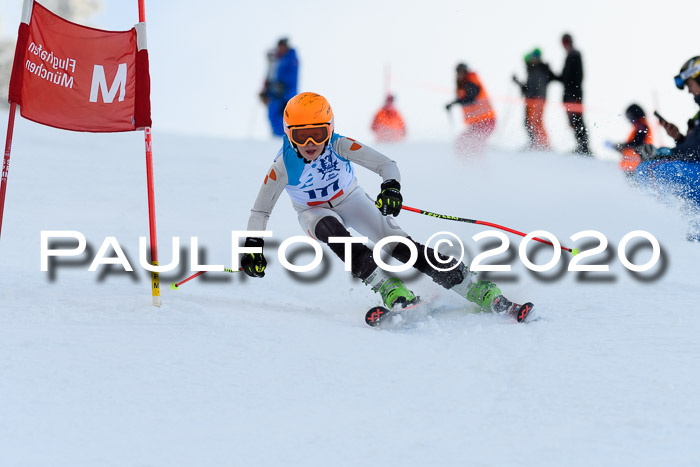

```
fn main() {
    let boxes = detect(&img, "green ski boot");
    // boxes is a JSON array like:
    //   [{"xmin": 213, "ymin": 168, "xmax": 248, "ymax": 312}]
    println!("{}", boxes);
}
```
[
  {"xmin": 447, "ymin": 266, "xmax": 532, "ymax": 321},
  {"xmin": 363, "ymin": 267, "xmax": 418, "ymax": 309},
  {"xmin": 379, "ymin": 277, "xmax": 417, "ymax": 309},
  {"xmin": 466, "ymin": 280, "xmax": 501, "ymax": 311}
]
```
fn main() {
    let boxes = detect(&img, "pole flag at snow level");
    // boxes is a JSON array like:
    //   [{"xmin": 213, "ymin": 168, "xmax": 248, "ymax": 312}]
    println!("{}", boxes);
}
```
[{"xmin": 0, "ymin": 0, "xmax": 162, "ymax": 306}]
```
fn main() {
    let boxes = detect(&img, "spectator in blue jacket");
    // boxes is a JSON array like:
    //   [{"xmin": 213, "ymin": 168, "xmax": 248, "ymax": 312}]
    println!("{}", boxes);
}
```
[{"xmin": 259, "ymin": 38, "xmax": 299, "ymax": 137}]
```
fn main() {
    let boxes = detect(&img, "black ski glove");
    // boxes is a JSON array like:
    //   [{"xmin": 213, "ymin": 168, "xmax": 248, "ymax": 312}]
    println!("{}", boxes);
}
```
[
  {"xmin": 375, "ymin": 179, "xmax": 402, "ymax": 217},
  {"xmin": 241, "ymin": 237, "xmax": 267, "ymax": 278}
]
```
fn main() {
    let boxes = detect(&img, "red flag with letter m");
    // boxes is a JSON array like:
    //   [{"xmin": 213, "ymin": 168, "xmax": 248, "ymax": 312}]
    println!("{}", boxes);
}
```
[
  {"xmin": 1, "ymin": 0, "xmax": 160, "ymax": 305},
  {"xmin": 8, "ymin": 0, "xmax": 151, "ymax": 132}
]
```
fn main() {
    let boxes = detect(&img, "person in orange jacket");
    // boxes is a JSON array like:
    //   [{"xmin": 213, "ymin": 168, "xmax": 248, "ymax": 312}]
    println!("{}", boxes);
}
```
[
  {"xmin": 371, "ymin": 94, "xmax": 406, "ymax": 143},
  {"xmin": 605, "ymin": 104, "xmax": 653, "ymax": 175},
  {"xmin": 445, "ymin": 63, "xmax": 496, "ymax": 155}
]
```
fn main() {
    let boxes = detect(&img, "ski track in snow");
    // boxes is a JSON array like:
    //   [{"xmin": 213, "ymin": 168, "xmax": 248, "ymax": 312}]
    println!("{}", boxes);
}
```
[{"xmin": 1, "ymin": 115, "xmax": 699, "ymax": 466}]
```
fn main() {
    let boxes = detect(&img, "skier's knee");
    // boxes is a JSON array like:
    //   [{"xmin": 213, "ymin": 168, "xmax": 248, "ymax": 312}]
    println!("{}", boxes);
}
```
[
  {"xmin": 392, "ymin": 238, "xmax": 469, "ymax": 289},
  {"xmin": 435, "ymin": 261, "xmax": 471, "ymax": 289},
  {"xmin": 314, "ymin": 216, "xmax": 349, "ymax": 243},
  {"xmin": 314, "ymin": 216, "xmax": 376, "ymax": 279},
  {"xmin": 390, "ymin": 238, "xmax": 415, "ymax": 263}
]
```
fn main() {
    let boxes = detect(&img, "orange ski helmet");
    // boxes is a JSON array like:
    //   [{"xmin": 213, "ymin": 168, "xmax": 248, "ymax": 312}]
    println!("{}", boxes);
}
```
[{"xmin": 283, "ymin": 92, "xmax": 334, "ymax": 146}]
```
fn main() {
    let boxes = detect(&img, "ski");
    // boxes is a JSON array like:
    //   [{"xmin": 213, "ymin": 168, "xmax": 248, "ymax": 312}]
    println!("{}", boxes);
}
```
[
  {"xmin": 365, "ymin": 306, "xmax": 392, "ymax": 326},
  {"xmin": 365, "ymin": 298, "xmax": 534, "ymax": 326},
  {"xmin": 364, "ymin": 297, "xmax": 424, "ymax": 327},
  {"xmin": 493, "ymin": 294, "xmax": 535, "ymax": 323},
  {"xmin": 508, "ymin": 302, "xmax": 534, "ymax": 323}
]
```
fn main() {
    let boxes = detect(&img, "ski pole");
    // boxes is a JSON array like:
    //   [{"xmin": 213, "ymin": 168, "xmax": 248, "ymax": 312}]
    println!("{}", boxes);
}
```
[
  {"xmin": 170, "ymin": 268, "xmax": 241, "ymax": 289},
  {"xmin": 446, "ymin": 106, "xmax": 455, "ymax": 138},
  {"xmin": 402, "ymin": 205, "xmax": 579, "ymax": 255}
]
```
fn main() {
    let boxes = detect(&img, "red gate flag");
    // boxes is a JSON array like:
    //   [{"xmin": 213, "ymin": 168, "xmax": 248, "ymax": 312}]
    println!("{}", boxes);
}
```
[{"xmin": 8, "ymin": 0, "xmax": 151, "ymax": 132}]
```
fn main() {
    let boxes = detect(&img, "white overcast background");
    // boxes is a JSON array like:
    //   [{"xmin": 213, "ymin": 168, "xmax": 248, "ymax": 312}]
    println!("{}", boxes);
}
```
[{"xmin": 1, "ymin": 0, "xmax": 698, "ymax": 148}]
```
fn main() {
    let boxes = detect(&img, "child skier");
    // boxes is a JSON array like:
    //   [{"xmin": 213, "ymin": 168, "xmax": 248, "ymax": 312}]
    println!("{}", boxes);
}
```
[{"xmin": 242, "ymin": 92, "xmax": 531, "ymax": 322}]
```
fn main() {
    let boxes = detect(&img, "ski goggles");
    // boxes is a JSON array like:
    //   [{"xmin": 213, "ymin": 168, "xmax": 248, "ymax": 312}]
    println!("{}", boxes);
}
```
[
  {"xmin": 674, "ymin": 62, "xmax": 700, "ymax": 89},
  {"xmin": 289, "ymin": 124, "xmax": 330, "ymax": 146}
]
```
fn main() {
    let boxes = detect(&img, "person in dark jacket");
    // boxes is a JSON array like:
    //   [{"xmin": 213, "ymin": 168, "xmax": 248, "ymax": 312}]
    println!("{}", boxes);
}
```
[
  {"xmin": 652, "ymin": 57, "xmax": 700, "ymax": 162},
  {"xmin": 634, "ymin": 57, "xmax": 700, "ymax": 241},
  {"xmin": 259, "ymin": 38, "xmax": 299, "ymax": 137},
  {"xmin": 513, "ymin": 48, "xmax": 556, "ymax": 150},
  {"xmin": 554, "ymin": 34, "xmax": 591, "ymax": 155},
  {"xmin": 639, "ymin": 57, "xmax": 700, "ymax": 163},
  {"xmin": 672, "ymin": 110, "xmax": 700, "ymax": 162}
]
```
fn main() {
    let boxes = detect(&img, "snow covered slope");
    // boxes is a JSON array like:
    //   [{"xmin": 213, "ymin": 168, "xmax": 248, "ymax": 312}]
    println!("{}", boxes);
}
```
[{"xmin": 1, "ymin": 115, "xmax": 699, "ymax": 466}]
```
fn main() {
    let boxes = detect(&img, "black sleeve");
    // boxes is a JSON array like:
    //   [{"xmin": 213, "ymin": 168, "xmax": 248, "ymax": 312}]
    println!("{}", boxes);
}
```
[
  {"xmin": 560, "ymin": 55, "xmax": 574, "ymax": 86},
  {"xmin": 560, "ymin": 52, "xmax": 583, "ymax": 87},
  {"xmin": 577, "ymin": 53, "xmax": 584, "ymax": 81},
  {"xmin": 465, "ymin": 81, "xmax": 480, "ymax": 102},
  {"xmin": 673, "ymin": 126, "xmax": 700, "ymax": 162},
  {"xmin": 627, "ymin": 123, "xmax": 650, "ymax": 148},
  {"xmin": 569, "ymin": 52, "xmax": 583, "ymax": 84},
  {"xmin": 455, "ymin": 81, "xmax": 480, "ymax": 105}
]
